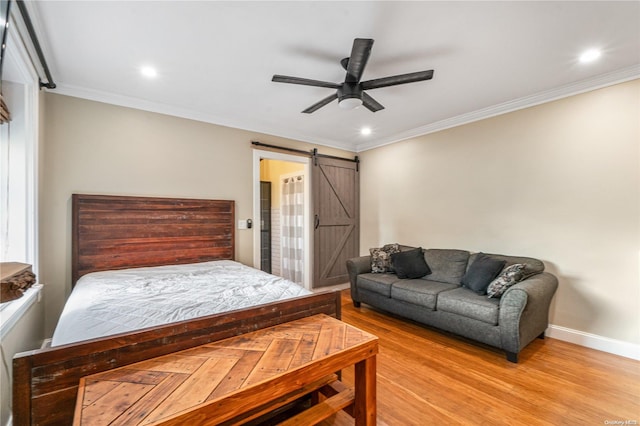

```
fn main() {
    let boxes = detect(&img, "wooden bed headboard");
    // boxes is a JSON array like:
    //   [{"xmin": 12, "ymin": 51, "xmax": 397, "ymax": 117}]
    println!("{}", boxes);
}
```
[{"xmin": 72, "ymin": 194, "xmax": 235, "ymax": 285}]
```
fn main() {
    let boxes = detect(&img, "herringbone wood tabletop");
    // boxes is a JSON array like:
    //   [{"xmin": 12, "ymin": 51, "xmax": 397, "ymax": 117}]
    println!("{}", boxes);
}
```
[{"xmin": 74, "ymin": 314, "xmax": 378, "ymax": 426}]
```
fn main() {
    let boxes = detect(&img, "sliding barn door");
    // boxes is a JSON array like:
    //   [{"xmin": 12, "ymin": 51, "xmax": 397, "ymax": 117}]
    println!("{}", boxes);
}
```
[{"xmin": 312, "ymin": 157, "xmax": 359, "ymax": 288}]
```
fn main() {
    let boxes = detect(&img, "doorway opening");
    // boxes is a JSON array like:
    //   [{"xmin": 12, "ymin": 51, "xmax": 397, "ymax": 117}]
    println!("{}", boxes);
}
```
[{"xmin": 253, "ymin": 150, "xmax": 311, "ymax": 290}]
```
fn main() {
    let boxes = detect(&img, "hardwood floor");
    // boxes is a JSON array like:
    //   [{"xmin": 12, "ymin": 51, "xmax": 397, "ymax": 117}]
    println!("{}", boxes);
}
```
[{"xmin": 321, "ymin": 290, "xmax": 640, "ymax": 425}]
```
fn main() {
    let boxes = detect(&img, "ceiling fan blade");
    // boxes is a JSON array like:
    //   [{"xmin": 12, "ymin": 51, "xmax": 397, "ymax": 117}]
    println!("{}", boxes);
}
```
[
  {"xmin": 362, "ymin": 92, "xmax": 385, "ymax": 112},
  {"xmin": 345, "ymin": 38, "xmax": 374, "ymax": 83},
  {"xmin": 302, "ymin": 93, "xmax": 338, "ymax": 113},
  {"xmin": 361, "ymin": 70, "xmax": 434, "ymax": 90},
  {"xmin": 272, "ymin": 75, "xmax": 341, "ymax": 89}
]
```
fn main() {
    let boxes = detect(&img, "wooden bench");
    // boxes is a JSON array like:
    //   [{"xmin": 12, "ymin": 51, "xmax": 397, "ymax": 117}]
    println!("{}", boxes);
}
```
[{"xmin": 73, "ymin": 314, "xmax": 378, "ymax": 425}]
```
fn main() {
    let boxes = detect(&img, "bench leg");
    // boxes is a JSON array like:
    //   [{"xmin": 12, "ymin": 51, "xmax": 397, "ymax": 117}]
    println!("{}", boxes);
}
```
[{"xmin": 354, "ymin": 356, "xmax": 376, "ymax": 426}]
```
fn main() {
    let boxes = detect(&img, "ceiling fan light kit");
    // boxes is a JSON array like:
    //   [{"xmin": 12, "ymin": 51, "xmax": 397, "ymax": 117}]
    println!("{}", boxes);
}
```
[
  {"xmin": 339, "ymin": 97, "xmax": 363, "ymax": 110},
  {"xmin": 272, "ymin": 38, "xmax": 434, "ymax": 113}
]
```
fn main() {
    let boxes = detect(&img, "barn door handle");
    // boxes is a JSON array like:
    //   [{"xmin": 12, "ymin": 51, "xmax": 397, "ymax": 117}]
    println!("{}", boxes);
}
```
[{"xmin": 314, "ymin": 215, "xmax": 320, "ymax": 229}]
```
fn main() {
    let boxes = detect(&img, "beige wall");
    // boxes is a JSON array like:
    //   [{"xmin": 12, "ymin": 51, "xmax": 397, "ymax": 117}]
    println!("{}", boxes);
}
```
[
  {"xmin": 40, "ymin": 93, "xmax": 353, "ymax": 335},
  {"xmin": 359, "ymin": 79, "xmax": 640, "ymax": 345}
]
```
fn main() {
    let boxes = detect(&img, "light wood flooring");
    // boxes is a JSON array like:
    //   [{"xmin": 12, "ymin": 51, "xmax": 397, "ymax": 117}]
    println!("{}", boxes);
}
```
[{"xmin": 321, "ymin": 290, "xmax": 640, "ymax": 425}]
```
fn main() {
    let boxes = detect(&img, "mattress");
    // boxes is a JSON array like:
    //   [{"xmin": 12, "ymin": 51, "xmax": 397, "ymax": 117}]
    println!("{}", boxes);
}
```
[{"xmin": 51, "ymin": 260, "xmax": 311, "ymax": 346}]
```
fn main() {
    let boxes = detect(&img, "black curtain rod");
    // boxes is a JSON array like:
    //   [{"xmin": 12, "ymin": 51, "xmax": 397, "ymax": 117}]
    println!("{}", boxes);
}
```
[
  {"xmin": 251, "ymin": 141, "xmax": 360, "ymax": 166},
  {"xmin": 252, "ymin": 141, "xmax": 311, "ymax": 157},
  {"xmin": 15, "ymin": 0, "xmax": 56, "ymax": 89}
]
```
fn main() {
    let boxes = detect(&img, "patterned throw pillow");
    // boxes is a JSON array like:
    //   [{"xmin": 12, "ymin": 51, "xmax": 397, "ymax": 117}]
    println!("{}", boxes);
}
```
[
  {"xmin": 370, "ymin": 243, "xmax": 400, "ymax": 273},
  {"xmin": 486, "ymin": 263, "xmax": 526, "ymax": 298}
]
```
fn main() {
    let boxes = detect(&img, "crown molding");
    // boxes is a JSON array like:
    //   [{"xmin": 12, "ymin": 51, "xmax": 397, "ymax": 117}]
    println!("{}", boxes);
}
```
[
  {"xmin": 50, "ymin": 84, "xmax": 354, "ymax": 152},
  {"xmin": 51, "ymin": 83, "xmax": 250, "ymax": 130},
  {"xmin": 355, "ymin": 64, "xmax": 640, "ymax": 152},
  {"xmin": 50, "ymin": 64, "xmax": 639, "ymax": 155}
]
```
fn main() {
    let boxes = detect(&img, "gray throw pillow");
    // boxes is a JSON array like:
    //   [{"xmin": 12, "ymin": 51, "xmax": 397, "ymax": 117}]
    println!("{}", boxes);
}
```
[
  {"xmin": 487, "ymin": 263, "xmax": 526, "ymax": 298},
  {"xmin": 391, "ymin": 247, "xmax": 431, "ymax": 279},
  {"xmin": 461, "ymin": 253, "xmax": 506, "ymax": 295}
]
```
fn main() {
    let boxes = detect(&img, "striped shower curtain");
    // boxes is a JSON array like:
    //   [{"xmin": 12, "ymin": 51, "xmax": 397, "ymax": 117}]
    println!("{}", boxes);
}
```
[{"xmin": 281, "ymin": 175, "xmax": 304, "ymax": 285}]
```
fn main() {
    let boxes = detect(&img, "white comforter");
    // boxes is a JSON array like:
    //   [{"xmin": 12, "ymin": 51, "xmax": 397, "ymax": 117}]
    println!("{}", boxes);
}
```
[{"xmin": 51, "ymin": 260, "xmax": 311, "ymax": 346}]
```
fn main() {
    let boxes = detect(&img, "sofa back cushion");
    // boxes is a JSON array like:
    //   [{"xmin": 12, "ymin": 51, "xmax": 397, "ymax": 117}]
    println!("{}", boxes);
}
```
[
  {"xmin": 423, "ymin": 249, "xmax": 470, "ymax": 285},
  {"xmin": 467, "ymin": 253, "xmax": 545, "ymax": 278}
]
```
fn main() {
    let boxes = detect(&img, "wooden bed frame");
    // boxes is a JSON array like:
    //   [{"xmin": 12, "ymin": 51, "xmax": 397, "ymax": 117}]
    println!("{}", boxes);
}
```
[{"xmin": 13, "ymin": 194, "xmax": 342, "ymax": 426}]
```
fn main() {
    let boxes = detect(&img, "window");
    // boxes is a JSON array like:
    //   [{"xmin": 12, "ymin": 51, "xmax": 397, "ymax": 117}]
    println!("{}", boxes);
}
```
[{"xmin": 0, "ymin": 10, "xmax": 39, "ymax": 305}]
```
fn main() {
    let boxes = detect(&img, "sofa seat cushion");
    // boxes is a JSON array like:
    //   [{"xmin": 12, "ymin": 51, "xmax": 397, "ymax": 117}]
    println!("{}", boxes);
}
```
[
  {"xmin": 357, "ymin": 273, "xmax": 400, "ymax": 297},
  {"xmin": 437, "ymin": 287, "xmax": 501, "ymax": 325},
  {"xmin": 391, "ymin": 280, "xmax": 458, "ymax": 310}
]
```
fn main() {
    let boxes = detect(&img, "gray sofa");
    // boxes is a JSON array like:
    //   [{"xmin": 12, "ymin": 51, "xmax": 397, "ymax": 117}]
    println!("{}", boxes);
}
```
[{"xmin": 346, "ymin": 247, "xmax": 558, "ymax": 362}]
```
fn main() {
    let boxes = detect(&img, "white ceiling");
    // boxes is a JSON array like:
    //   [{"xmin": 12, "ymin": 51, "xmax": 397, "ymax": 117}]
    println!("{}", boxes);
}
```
[{"xmin": 26, "ymin": 1, "xmax": 640, "ymax": 152}]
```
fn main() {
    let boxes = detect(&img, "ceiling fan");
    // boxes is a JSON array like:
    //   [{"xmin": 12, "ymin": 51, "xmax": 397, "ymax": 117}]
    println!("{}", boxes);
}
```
[{"xmin": 272, "ymin": 38, "xmax": 434, "ymax": 113}]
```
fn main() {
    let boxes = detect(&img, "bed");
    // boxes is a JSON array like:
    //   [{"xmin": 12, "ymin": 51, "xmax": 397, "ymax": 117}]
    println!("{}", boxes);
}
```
[
  {"xmin": 13, "ymin": 194, "xmax": 341, "ymax": 426},
  {"xmin": 52, "ymin": 260, "xmax": 314, "ymax": 347}
]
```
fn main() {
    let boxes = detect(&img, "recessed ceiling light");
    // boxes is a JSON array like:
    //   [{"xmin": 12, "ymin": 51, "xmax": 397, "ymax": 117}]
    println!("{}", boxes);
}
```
[
  {"xmin": 140, "ymin": 66, "xmax": 158, "ymax": 78},
  {"xmin": 360, "ymin": 127, "xmax": 372, "ymax": 136},
  {"xmin": 579, "ymin": 49, "xmax": 601, "ymax": 64}
]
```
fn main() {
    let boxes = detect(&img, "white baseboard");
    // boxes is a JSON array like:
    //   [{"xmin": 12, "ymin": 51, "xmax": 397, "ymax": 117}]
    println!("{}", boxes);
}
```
[{"xmin": 547, "ymin": 324, "xmax": 640, "ymax": 361}]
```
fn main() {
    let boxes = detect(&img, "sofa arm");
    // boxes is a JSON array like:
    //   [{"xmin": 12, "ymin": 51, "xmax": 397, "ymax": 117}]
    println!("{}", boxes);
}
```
[
  {"xmin": 499, "ymin": 272, "xmax": 559, "ymax": 355},
  {"xmin": 346, "ymin": 255, "xmax": 372, "ymax": 303}
]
